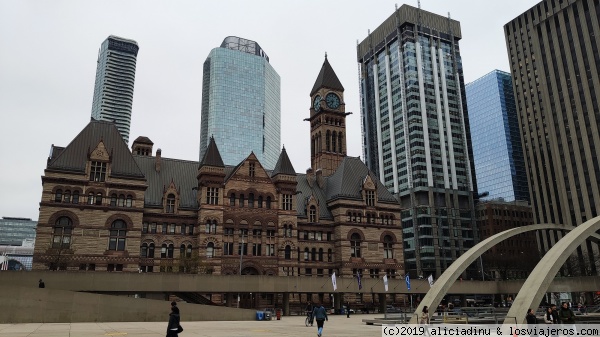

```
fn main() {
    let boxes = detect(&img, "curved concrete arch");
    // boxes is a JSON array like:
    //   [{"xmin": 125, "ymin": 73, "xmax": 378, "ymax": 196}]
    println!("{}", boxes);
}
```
[
  {"xmin": 504, "ymin": 216, "xmax": 600, "ymax": 324},
  {"xmin": 408, "ymin": 223, "xmax": 574, "ymax": 323}
]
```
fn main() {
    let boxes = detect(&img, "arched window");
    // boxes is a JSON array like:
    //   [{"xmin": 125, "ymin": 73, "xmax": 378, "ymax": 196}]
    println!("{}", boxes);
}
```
[
  {"xmin": 141, "ymin": 243, "xmax": 148, "ymax": 257},
  {"xmin": 248, "ymin": 193, "xmax": 255, "ymax": 208},
  {"xmin": 327, "ymin": 249, "xmax": 333, "ymax": 262},
  {"xmin": 338, "ymin": 133, "xmax": 343, "ymax": 153},
  {"xmin": 167, "ymin": 244, "xmax": 174, "ymax": 258},
  {"xmin": 186, "ymin": 244, "xmax": 192, "ymax": 258},
  {"xmin": 179, "ymin": 244, "xmax": 186, "ymax": 257},
  {"xmin": 117, "ymin": 194, "xmax": 125, "ymax": 207},
  {"xmin": 110, "ymin": 194, "xmax": 117, "ymax": 207},
  {"xmin": 148, "ymin": 243, "xmax": 155, "ymax": 258},
  {"xmin": 63, "ymin": 190, "xmax": 71, "ymax": 203},
  {"xmin": 318, "ymin": 248, "xmax": 324, "ymax": 262},
  {"xmin": 326, "ymin": 130, "xmax": 331, "ymax": 151},
  {"xmin": 239, "ymin": 194, "xmax": 245, "ymax": 207},
  {"xmin": 311, "ymin": 248, "xmax": 316, "ymax": 261},
  {"xmin": 72, "ymin": 191, "xmax": 79, "ymax": 204},
  {"xmin": 309, "ymin": 205, "xmax": 317, "ymax": 222},
  {"xmin": 266, "ymin": 196, "xmax": 272, "ymax": 209},
  {"xmin": 108, "ymin": 220, "xmax": 127, "ymax": 251},
  {"xmin": 384, "ymin": 235, "xmax": 394, "ymax": 259},
  {"xmin": 207, "ymin": 242, "xmax": 214, "ymax": 258},
  {"xmin": 205, "ymin": 220, "xmax": 211, "ymax": 233},
  {"xmin": 52, "ymin": 216, "xmax": 72, "ymax": 249},
  {"xmin": 230, "ymin": 193, "xmax": 236, "ymax": 206},
  {"xmin": 211, "ymin": 220, "xmax": 217, "ymax": 234},
  {"xmin": 304, "ymin": 248, "xmax": 309, "ymax": 261},
  {"xmin": 54, "ymin": 189, "xmax": 62, "ymax": 202},
  {"xmin": 285, "ymin": 245, "xmax": 291, "ymax": 260},
  {"xmin": 161, "ymin": 244, "xmax": 167, "ymax": 258},
  {"xmin": 126, "ymin": 195, "xmax": 133, "ymax": 207},
  {"xmin": 166, "ymin": 194, "xmax": 175, "ymax": 213},
  {"xmin": 258, "ymin": 195, "xmax": 263, "ymax": 208},
  {"xmin": 351, "ymin": 233, "xmax": 361, "ymax": 258},
  {"xmin": 286, "ymin": 225, "xmax": 292, "ymax": 238},
  {"xmin": 96, "ymin": 193, "xmax": 103, "ymax": 206},
  {"xmin": 87, "ymin": 192, "xmax": 95, "ymax": 205},
  {"xmin": 332, "ymin": 131, "xmax": 337, "ymax": 153}
]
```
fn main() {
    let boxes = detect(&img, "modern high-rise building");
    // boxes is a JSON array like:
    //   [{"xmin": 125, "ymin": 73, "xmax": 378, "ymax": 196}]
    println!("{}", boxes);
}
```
[
  {"xmin": 91, "ymin": 35, "xmax": 139, "ymax": 144},
  {"xmin": 200, "ymin": 36, "xmax": 281, "ymax": 169},
  {"xmin": 0, "ymin": 217, "xmax": 37, "ymax": 246},
  {"xmin": 505, "ymin": 0, "xmax": 600, "ymax": 264},
  {"xmin": 357, "ymin": 5, "xmax": 478, "ymax": 278},
  {"xmin": 465, "ymin": 70, "xmax": 529, "ymax": 202}
]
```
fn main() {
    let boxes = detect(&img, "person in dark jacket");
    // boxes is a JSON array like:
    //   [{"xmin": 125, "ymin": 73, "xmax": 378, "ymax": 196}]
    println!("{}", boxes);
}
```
[
  {"xmin": 312, "ymin": 303, "xmax": 328, "ymax": 337},
  {"xmin": 550, "ymin": 304, "xmax": 560, "ymax": 324},
  {"xmin": 38, "ymin": 279, "xmax": 45, "ymax": 288},
  {"xmin": 558, "ymin": 302, "xmax": 575, "ymax": 323},
  {"xmin": 346, "ymin": 302, "xmax": 350, "ymax": 318},
  {"xmin": 526, "ymin": 308, "xmax": 537, "ymax": 324},
  {"xmin": 166, "ymin": 305, "xmax": 181, "ymax": 337}
]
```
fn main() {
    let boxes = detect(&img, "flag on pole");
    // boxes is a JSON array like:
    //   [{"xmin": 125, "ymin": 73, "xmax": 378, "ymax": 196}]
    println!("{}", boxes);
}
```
[
  {"xmin": 0, "ymin": 253, "xmax": 7, "ymax": 271},
  {"xmin": 427, "ymin": 274, "xmax": 434, "ymax": 287},
  {"xmin": 331, "ymin": 272, "xmax": 337, "ymax": 291},
  {"xmin": 356, "ymin": 271, "xmax": 362, "ymax": 290},
  {"xmin": 383, "ymin": 275, "xmax": 389, "ymax": 292},
  {"xmin": 405, "ymin": 274, "xmax": 411, "ymax": 290}
]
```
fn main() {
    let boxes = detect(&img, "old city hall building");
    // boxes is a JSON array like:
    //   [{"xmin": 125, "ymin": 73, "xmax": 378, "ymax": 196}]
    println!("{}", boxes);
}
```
[{"xmin": 33, "ymin": 58, "xmax": 403, "ymax": 306}]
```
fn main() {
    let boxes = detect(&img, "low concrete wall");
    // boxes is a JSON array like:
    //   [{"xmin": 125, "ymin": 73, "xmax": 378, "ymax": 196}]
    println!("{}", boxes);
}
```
[{"xmin": 0, "ymin": 285, "xmax": 256, "ymax": 323}]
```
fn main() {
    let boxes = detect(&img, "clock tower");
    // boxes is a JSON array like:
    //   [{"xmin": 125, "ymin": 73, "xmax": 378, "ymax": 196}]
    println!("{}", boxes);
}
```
[{"xmin": 308, "ymin": 55, "xmax": 348, "ymax": 176}]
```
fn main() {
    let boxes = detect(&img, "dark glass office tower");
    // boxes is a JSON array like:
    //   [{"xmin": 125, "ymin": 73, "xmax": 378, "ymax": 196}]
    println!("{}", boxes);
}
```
[
  {"xmin": 465, "ymin": 70, "xmax": 529, "ymax": 202},
  {"xmin": 505, "ymin": 0, "xmax": 600, "ymax": 267},
  {"xmin": 357, "ymin": 5, "xmax": 478, "ymax": 278},
  {"xmin": 200, "ymin": 36, "xmax": 281, "ymax": 169},
  {"xmin": 91, "ymin": 36, "xmax": 139, "ymax": 144}
]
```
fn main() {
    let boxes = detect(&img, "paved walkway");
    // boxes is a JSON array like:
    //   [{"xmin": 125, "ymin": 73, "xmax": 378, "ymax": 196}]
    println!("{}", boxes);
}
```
[{"xmin": 0, "ymin": 314, "xmax": 382, "ymax": 337}]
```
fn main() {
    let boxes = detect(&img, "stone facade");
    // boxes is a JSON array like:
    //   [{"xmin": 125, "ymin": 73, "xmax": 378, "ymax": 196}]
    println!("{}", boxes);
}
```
[{"xmin": 33, "ymin": 58, "xmax": 404, "ymax": 307}]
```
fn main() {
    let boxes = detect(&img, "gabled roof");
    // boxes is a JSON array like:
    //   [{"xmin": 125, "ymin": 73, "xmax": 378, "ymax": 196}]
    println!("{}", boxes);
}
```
[
  {"xmin": 134, "ymin": 156, "xmax": 199, "ymax": 209},
  {"xmin": 271, "ymin": 147, "xmax": 296, "ymax": 177},
  {"xmin": 47, "ymin": 120, "xmax": 145, "ymax": 179},
  {"xmin": 199, "ymin": 136, "xmax": 224, "ymax": 168},
  {"xmin": 325, "ymin": 156, "xmax": 397, "ymax": 203},
  {"xmin": 310, "ymin": 56, "xmax": 345, "ymax": 96},
  {"xmin": 295, "ymin": 174, "xmax": 333, "ymax": 220}
]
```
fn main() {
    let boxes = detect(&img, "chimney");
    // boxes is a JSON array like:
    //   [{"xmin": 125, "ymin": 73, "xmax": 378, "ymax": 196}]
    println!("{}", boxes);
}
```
[
  {"xmin": 306, "ymin": 168, "xmax": 315, "ymax": 187},
  {"xmin": 316, "ymin": 168, "xmax": 324, "ymax": 188},
  {"xmin": 155, "ymin": 148, "xmax": 162, "ymax": 172}
]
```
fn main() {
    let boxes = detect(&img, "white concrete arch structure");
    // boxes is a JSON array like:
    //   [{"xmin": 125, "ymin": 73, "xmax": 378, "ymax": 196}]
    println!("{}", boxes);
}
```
[
  {"xmin": 504, "ymin": 216, "xmax": 600, "ymax": 324},
  {"xmin": 408, "ymin": 223, "xmax": 589, "ymax": 323}
]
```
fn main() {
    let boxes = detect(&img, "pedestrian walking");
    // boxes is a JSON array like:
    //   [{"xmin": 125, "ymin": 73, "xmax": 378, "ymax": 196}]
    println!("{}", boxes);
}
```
[
  {"xmin": 38, "ymin": 279, "xmax": 45, "ymax": 288},
  {"xmin": 312, "ymin": 302, "xmax": 328, "ymax": 337},
  {"xmin": 346, "ymin": 302, "xmax": 350, "ymax": 318},
  {"xmin": 550, "ymin": 304, "xmax": 560, "ymax": 324},
  {"xmin": 166, "ymin": 304, "xmax": 182, "ymax": 337}
]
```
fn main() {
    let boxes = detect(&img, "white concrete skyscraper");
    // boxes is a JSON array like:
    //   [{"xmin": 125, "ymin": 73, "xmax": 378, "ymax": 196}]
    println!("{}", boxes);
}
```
[{"xmin": 91, "ymin": 35, "xmax": 139, "ymax": 144}]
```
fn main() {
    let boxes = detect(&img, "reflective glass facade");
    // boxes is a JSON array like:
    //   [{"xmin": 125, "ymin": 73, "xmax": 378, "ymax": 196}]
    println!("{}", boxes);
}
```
[
  {"xmin": 357, "ymin": 5, "xmax": 478, "ymax": 278},
  {"xmin": 200, "ymin": 37, "xmax": 280, "ymax": 169},
  {"xmin": 91, "ymin": 36, "xmax": 139, "ymax": 144},
  {"xmin": 465, "ymin": 70, "xmax": 528, "ymax": 202},
  {"xmin": 0, "ymin": 217, "xmax": 37, "ymax": 246}
]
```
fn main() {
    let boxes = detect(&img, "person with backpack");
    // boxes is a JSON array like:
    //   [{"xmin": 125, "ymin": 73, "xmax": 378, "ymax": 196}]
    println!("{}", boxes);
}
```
[{"xmin": 312, "ymin": 302, "xmax": 328, "ymax": 337}]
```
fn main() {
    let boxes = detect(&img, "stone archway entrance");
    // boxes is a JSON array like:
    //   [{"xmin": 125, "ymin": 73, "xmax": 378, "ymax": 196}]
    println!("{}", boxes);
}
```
[{"xmin": 241, "ymin": 266, "xmax": 259, "ymax": 275}]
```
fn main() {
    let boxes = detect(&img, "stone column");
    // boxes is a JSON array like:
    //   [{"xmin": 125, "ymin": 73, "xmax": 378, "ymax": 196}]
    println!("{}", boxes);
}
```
[
  {"xmin": 334, "ymin": 292, "xmax": 342, "ymax": 313},
  {"xmin": 283, "ymin": 292, "xmax": 290, "ymax": 316},
  {"xmin": 378, "ymin": 293, "xmax": 386, "ymax": 313},
  {"xmin": 225, "ymin": 293, "xmax": 233, "ymax": 307}
]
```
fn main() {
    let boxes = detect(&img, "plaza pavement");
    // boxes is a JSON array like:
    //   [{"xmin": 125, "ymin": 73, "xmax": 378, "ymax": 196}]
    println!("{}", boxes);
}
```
[{"xmin": 0, "ymin": 313, "xmax": 384, "ymax": 337}]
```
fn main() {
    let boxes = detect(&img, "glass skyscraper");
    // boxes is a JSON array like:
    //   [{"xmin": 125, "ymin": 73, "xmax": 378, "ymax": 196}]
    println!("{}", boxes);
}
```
[
  {"xmin": 357, "ymin": 5, "xmax": 478, "ymax": 278},
  {"xmin": 0, "ymin": 217, "xmax": 37, "ymax": 246},
  {"xmin": 465, "ymin": 70, "xmax": 528, "ymax": 202},
  {"xmin": 91, "ymin": 35, "xmax": 139, "ymax": 144},
  {"xmin": 200, "ymin": 36, "xmax": 281, "ymax": 169}
]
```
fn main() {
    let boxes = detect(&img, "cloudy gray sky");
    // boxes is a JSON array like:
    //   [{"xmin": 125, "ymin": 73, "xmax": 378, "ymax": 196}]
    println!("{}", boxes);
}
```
[{"xmin": 0, "ymin": 0, "xmax": 539, "ymax": 221}]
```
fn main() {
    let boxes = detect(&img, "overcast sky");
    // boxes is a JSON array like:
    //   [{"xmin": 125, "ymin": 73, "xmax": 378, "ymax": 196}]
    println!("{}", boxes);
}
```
[{"xmin": 0, "ymin": 0, "xmax": 539, "ymax": 221}]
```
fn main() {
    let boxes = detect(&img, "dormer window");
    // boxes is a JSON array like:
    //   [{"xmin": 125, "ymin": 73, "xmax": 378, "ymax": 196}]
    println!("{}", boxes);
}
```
[
  {"xmin": 309, "ymin": 205, "xmax": 317, "ymax": 222},
  {"xmin": 366, "ymin": 190, "xmax": 375, "ymax": 207},
  {"xmin": 90, "ymin": 161, "xmax": 107, "ymax": 182},
  {"xmin": 166, "ymin": 194, "xmax": 175, "ymax": 213}
]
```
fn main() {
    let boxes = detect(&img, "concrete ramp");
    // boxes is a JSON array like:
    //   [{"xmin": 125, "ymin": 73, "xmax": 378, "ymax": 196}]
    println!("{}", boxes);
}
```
[{"xmin": 0, "ymin": 285, "xmax": 256, "ymax": 323}]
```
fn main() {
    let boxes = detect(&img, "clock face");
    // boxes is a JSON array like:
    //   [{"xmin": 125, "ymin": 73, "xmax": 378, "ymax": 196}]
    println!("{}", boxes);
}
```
[
  {"xmin": 325, "ymin": 93, "xmax": 340, "ymax": 109},
  {"xmin": 313, "ymin": 95, "xmax": 322, "ymax": 112}
]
